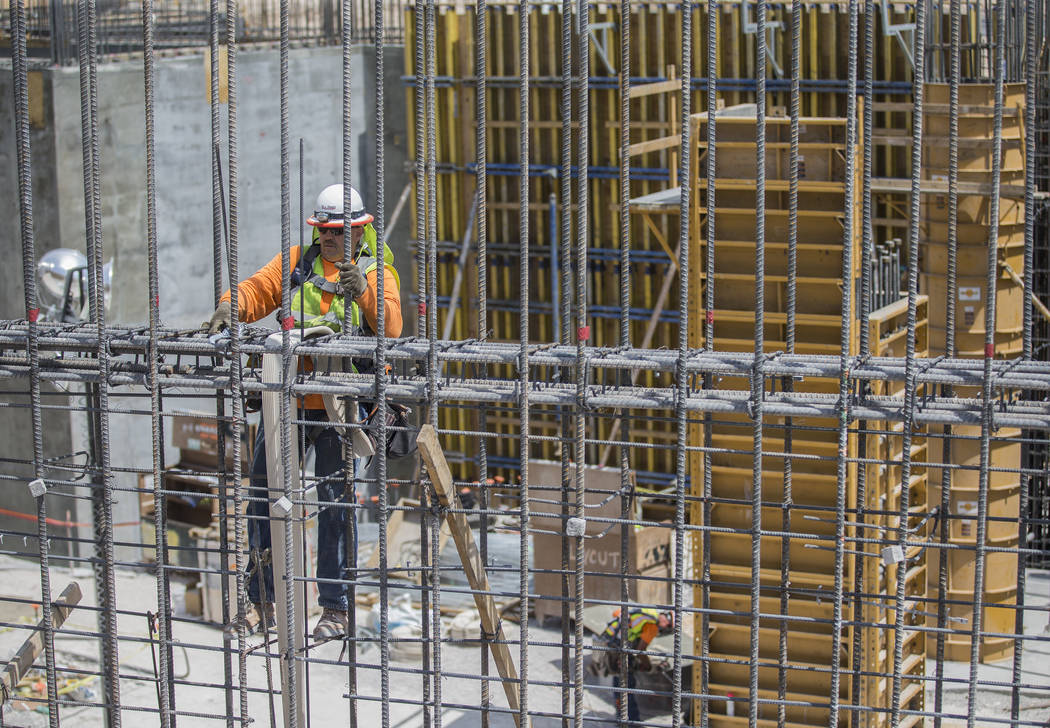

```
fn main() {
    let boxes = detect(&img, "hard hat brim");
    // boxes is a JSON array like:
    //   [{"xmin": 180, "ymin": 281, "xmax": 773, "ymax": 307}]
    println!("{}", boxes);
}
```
[
  {"xmin": 348, "ymin": 212, "xmax": 374, "ymax": 227},
  {"xmin": 307, "ymin": 216, "xmax": 344, "ymax": 228},
  {"xmin": 307, "ymin": 213, "xmax": 373, "ymax": 227}
]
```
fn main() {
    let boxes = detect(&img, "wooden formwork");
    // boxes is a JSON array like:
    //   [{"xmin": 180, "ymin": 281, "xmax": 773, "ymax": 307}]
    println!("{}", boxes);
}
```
[
  {"xmin": 919, "ymin": 83, "xmax": 1024, "ymax": 663},
  {"xmin": 404, "ymin": 1, "xmax": 922, "ymax": 483},
  {"xmin": 856, "ymin": 297, "xmax": 929, "ymax": 728},
  {"xmin": 684, "ymin": 108, "xmax": 928, "ymax": 726}
]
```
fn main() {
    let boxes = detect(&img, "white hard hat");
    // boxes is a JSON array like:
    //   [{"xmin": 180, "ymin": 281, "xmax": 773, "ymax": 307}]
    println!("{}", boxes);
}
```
[{"xmin": 306, "ymin": 184, "xmax": 374, "ymax": 228}]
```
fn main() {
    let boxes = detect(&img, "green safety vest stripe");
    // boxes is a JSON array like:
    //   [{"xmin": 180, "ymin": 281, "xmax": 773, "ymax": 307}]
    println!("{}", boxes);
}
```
[
  {"xmin": 289, "ymin": 229, "xmax": 400, "ymax": 332},
  {"xmin": 602, "ymin": 609, "xmax": 661, "ymax": 644}
]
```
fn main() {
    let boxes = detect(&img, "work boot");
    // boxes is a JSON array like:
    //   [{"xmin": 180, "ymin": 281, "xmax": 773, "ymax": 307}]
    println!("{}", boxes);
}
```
[
  {"xmin": 312, "ymin": 607, "xmax": 349, "ymax": 642},
  {"xmin": 223, "ymin": 602, "xmax": 274, "ymax": 639}
]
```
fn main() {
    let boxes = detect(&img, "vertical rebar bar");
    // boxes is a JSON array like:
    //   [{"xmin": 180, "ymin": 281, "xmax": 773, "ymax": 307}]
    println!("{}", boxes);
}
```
[
  {"xmin": 849, "ymin": 5, "xmax": 876, "ymax": 726},
  {"xmin": 829, "ymin": 2, "xmax": 858, "ymax": 725},
  {"xmin": 415, "ymin": 4, "xmax": 433, "ymax": 727},
  {"xmin": 559, "ymin": 0, "xmax": 575, "ymax": 721},
  {"xmin": 277, "ymin": 0, "xmax": 299, "ymax": 719},
  {"xmin": 572, "ymin": 0, "xmax": 588, "ymax": 724},
  {"xmin": 935, "ymin": 1, "xmax": 962, "ymax": 723},
  {"xmin": 223, "ymin": 0, "xmax": 250, "ymax": 718},
  {"xmin": 778, "ymin": 2, "xmax": 802, "ymax": 723},
  {"xmin": 11, "ymin": 0, "xmax": 59, "ymax": 723},
  {"xmin": 615, "ymin": 17, "xmax": 633, "ymax": 721},
  {"xmin": 700, "ymin": 3, "xmax": 718, "ymax": 724},
  {"xmin": 141, "ymin": 0, "xmax": 175, "ymax": 723},
  {"xmin": 892, "ymin": 0, "xmax": 926, "ymax": 723},
  {"xmin": 518, "ymin": 0, "xmax": 532, "ymax": 724},
  {"xmin": 967, "ymin": 1, "xmax": 1006, "ymax": 725},
  {"xmin": 672, "ymin": 2, "xmax": 692, "ymax": 726},
  {"xmin": 748, "ymin": 2, "xmax": 768, "ymax": 725},
  {"xmin": 77, "ymin": 0, "xmax": 122, "ymax": 721},
  {"xmin": 475, "ymin": 0, "xmax": 491, "ymax": 724},
  {"xmin": 425, "ymin": 0, "xmax": 442, "ymax": 724}
]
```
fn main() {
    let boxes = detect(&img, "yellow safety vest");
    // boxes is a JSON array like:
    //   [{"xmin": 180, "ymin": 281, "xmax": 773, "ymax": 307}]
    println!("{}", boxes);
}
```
[
  {"xmin": 602, "ymin": 608, "xmax": 661, "ymax": 647},
  {"xmin": 289, "ymin": 223, "xmax": 400, "ymax": 333}
]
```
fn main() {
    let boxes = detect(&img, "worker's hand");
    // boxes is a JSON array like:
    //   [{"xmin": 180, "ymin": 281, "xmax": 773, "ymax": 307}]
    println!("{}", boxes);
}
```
[
  {"xmin": 637, "ymin": 654, "xmax": 652, "ymax": 672},
  {"xmin": 336, "ymin": 262, "xmax": 367, "ymax": 301},
  {"xmin": 201, "ymin": 301, "xmax": 232, "ymax": 335}
]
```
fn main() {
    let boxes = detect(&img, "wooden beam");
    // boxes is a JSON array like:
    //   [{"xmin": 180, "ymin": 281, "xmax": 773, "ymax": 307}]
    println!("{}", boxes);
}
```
[
  {"xmin": 629, "ymin": 78, "xmax": 681, "ymax": 99},
  {"xmin": 416, "ymin": 425, "xmax": 530, "ymax": 727},
  {"xmin": 626, "ymin": 134, "xmax": 682, "ymax": 158},
  {"xmin": 1001, "ymin": 262, "xmax": 1050, "ymax": 324},
  {"xmin": 871, "ymin": 176, "xmax": 1034, "ymax": 199},
  {"xmin": 2, "ymin": 582, "xmax": 82, "ymax": 698},
  {"xmin": 871, "ymin": 101, "xmax": 1020, "ymax": 116}
]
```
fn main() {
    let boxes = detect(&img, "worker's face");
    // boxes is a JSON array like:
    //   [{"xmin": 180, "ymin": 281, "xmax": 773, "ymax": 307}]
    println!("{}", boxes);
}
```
[
  {"xmin": 318, "ymin": 225, "xmax": 364, "ymax": 263},
  {"xmin": 658, "ymin": 615, "xmax": 671, "ymax": 632}
]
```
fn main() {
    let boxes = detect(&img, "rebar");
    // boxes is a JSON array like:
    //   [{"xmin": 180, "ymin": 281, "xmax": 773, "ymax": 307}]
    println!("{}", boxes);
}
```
[{"xmin": 0, "ymin": 4, "xmax": 1048, "ymax": 728}]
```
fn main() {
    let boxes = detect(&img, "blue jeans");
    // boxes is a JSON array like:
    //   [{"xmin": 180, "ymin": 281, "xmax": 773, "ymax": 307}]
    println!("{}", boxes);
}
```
[
  {"xmin": 613, "ymin": 671, "xmax": 639, "ymax": 722},
  {"xmin": 246, "ymin": 408, "xmax": 359, "ymax": 611}
]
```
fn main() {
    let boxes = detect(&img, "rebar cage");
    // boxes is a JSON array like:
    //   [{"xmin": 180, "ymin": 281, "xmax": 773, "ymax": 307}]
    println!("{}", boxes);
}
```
[{"xmin": 2, "ymin": 0, "xmax": 1049, "ymax": 727}]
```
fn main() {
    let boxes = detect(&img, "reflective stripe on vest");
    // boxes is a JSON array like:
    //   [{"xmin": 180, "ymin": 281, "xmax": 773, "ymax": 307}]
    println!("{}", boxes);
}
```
[
  {"xmin": 602, "ymin": 608, "xmax": 660, "ymax": 645},
  {"xmin": 289, "ymin": 245, "xmax": 401, "ymax": 333}
]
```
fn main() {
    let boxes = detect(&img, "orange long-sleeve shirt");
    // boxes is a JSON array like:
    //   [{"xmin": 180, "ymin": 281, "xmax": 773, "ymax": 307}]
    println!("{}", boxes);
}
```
[
  {"xmin": 220, "ymin": 245, "xmax": 402, "ymax": 411},
  {"xmin": 220, "ymin": 246, "xmax": 402, "ymax": 336}
]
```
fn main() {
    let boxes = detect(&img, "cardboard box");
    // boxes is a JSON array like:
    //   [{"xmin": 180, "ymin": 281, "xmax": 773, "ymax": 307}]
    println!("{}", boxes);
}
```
[
  {"xmin": 170, "ymin": 414, "xmax": 255, "ymax": 469},
  {"xmin": 532, "ymin": 524, "xmax": 674, "ymax": 622},
  {"xmin": 529, "ymin": 461, "xmax": 632, "ymax": 536},
  {"xmin": 527, "ymin": 461, "xmax": 674, "ymax": 622},
  {"xmin": 633, "ymin": 522, "xmax": 673, "ymax": 572}
]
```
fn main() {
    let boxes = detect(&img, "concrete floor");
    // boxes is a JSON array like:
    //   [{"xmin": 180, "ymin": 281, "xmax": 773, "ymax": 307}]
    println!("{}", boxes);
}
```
[
  {"xmin": 0, "ymin": 554, "xmax": 1047, "ymax": 727},
  {"xmin": 0, "ymin": 548, "xmax": 635, "ymax": 728}
]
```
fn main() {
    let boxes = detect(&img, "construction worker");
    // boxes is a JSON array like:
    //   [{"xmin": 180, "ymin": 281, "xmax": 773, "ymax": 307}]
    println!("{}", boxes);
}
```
[
  {"xmin": 597, "ymin": 608, "xmax": 675, "ymax": 722},
  {"xmin": 203, "ymin": 184, "xmax": 402, "ymax": 641}
]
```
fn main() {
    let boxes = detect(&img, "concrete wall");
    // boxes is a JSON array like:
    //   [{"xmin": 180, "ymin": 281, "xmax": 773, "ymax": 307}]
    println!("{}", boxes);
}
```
[
  {"xmin": 3, "ymin": 44, "xmax": 410, "ymax": 325},
  {"xmin": 0, "ymin": 386, "xmax": 76, "ymax": 561},
  {"xmin": 0, "ymin": 67, "xmax": 63, "ymax": 323},
  {"xmin": 0, "ymin": 44, "xmax": 411, "ymax": 560}
]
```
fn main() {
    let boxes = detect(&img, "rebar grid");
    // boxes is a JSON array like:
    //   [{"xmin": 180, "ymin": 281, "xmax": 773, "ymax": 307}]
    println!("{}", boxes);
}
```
[{"xmin": 3, "ymin": 2, "xmax": 1050, "ymax": 728}]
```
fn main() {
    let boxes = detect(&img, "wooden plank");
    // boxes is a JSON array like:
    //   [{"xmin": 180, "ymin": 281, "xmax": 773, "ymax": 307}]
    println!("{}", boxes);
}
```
[
  {"xmin": 698, "ymin": 179, "xmax": 847, "ymax": 193},
  {"xmin": 709, "ymin": 239, "xmax": 844, "ymax": 251},
  {"xmin": 705, "ymin": 309, "xmax": 845, "ymax": 326},
  {"xmin": 262, "ymin": 340, "xmax": 306, "ymax": 728},
  {"xmin": 416, "ymin": 425, "xmax": 529, "ymax": 726},
  {"xmin": 626, "ymin": 134, "xmax": 682, "ymax": 157},
  {"xmin": 872, "ymin": 101, "xmax": 1020, "ymax": 117},
  {"xmin": 1001, "ymin": 261, "xmax": 1050, "ymax": 324},
  {"xmin": 874, "ymin": 132, "xmax": 1022, "ymax": 149},
  {"xmin": 2, "ymin": 582, "xmax": 82, "ymax": 697},
  {"xmin": 871, "ymin": 176, "xmax": 1032, "ymax": 199},
  {"xmin": 628, "ymin": 78, "xmax": 681, "ymax": 98},
  {"xmin": 699, "ymin": 140, "xmax": 846, "ymax": 151}
]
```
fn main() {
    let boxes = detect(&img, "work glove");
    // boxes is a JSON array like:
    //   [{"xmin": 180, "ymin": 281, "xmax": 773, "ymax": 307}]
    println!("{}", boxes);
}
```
[
  {"xmin": 201, "ymin": 300, "xmax": 232, "ymax": 334},
  {"xmin": 336, "ymin": 262, "xmax": 367, "ymax": 301}
]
